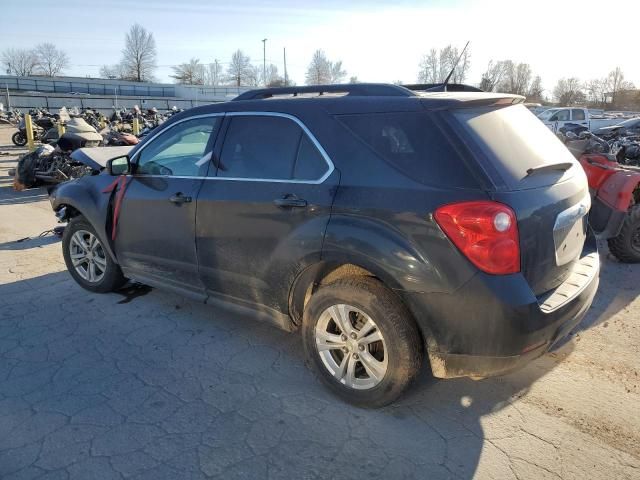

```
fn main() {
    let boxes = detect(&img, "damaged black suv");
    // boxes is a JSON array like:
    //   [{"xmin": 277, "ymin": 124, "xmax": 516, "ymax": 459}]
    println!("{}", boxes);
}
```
[{"xmin": 50, "ymin": 84, "xmax": 599, "ymax": 407}]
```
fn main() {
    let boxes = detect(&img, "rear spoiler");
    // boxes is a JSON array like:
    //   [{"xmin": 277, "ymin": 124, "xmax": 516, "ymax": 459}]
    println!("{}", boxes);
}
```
[{"xmin": 404, "ymin": 83, "xmax": 483, "ymax": 93}]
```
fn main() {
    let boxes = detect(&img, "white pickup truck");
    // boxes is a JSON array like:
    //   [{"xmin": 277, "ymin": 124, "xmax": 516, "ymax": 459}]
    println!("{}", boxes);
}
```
[{"xmin": 537, "ymin": 107, "xmax": 622, "ymax": 133}]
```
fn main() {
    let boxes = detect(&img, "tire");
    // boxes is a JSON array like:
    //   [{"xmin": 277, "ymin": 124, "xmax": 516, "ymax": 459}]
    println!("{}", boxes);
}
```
[
  {"xmin": 62, "ymin": 216, "xmax": 127, "ymax": 293},
  {"xmin": 302, "ymin": 276, "xmax": 423, "ymax": 408},
  {"xmin": 12, "ymin": 131, "xmax": 27, "ymax": 146},
  {"xmin": 608, "ymin": 205, "xmax": 640, "ymax": 263}
]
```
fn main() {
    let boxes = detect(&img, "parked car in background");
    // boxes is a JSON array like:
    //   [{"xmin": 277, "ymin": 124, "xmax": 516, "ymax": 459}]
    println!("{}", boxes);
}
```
[
  {"xmin": 593, "ymin": 116, "xmax": 640, "ymax": 137},
  {"xmin": 50, "ymin": 84, "xmax": 599, "ymax": 407},
  {"xmin": 538, "ymin": 107, "xmax": 625, "ymax": 133}
]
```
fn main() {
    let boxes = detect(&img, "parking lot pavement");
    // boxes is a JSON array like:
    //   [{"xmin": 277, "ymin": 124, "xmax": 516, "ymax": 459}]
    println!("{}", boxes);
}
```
[{"xmin": 0, "ymin": 125, "xmax": 639, "ymax": 480}]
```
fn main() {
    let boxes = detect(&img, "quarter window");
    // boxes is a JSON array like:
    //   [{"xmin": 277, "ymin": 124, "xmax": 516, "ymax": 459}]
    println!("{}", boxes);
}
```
[
  {"xmin": 217, "ymin": 115, "xmax": 329, "ymax": 181},
  {"xmin": 136, "ymin": 117, "xmax": 220, "ymax": 176}
]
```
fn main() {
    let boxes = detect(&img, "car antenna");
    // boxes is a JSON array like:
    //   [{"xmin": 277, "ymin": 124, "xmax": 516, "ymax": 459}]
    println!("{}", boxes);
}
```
[{"xmin": 427, "ymin": 41, "xmax": 470, "ymax": 92}]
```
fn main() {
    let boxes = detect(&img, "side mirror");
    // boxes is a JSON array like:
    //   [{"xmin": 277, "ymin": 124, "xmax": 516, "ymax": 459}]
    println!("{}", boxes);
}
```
[{"xmin": 106, "ymin": 155, "xmax": 130, "ymax": 175}]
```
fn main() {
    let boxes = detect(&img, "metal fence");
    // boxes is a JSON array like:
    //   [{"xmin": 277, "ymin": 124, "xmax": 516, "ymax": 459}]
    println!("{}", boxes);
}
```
[
  {"xmin": 2, "ymin": 93, "xmax": 213, "ymax": 115},
  {"xmin": 0, "ymin": 76, "xmax": 176, "ymax": 97}
]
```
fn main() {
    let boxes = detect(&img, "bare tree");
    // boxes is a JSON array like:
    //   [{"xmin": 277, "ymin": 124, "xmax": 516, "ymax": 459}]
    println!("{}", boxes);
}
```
[
  {"xmin": 171, "ymin": 58, "xmax": 205, "ymax": 85},
  {"xmin": 33, "ymin": 43, "xmax": 69, "ymax": 77},
  {"xmin": 1, "ymin": 48, "xmax": 38, "ymax": 76},
  {"xmin": 225, "ymin": 50, "xmax": 254, "ymax": 86},
  {"xmin": 607, "ymin": 67, "xmax": 634, "ymax": 106},
  {"xmin": 553, "ymin": 78, "xmax": 585, "ymax": 105},
  {"xmin": 120, "ymin": 24, "xmax": 157, "ymax": 82},
  {"xmin": 527, "ymin": 75, "xmax": 544, "ymax": 102},
  {"xmin": 498, "ymin": 61, "xmax": 532, "ymax": 96},
  {"xmin": 330, "ymin": 60, "xmax": 346, "ymax": 83},
  {"xmin": 418, "ymin": 44, "xmax": 471, "ymax": 84},
  {"xmin": 306, "ymin": 50, "xmax": 330, "ymax": 84},
  {"xmin": 100, "ymin": 64, "xmax": 125, "ymax": 79},
  {"xmin": 349, "ymin": 76, "xmax": 359, "ymax": 84},
  {"xmin": 262, "ymin": 64, "xmax": 284, "ymax": 87},
  {"xmin": 305, "ymin": 50, "xmax": 346, "ymax": 85},
  {"xmin": 205, "ymin": 60, "xmax": 223, "ymax": 86},
  {"xmin": 417, "ymin": 49, "xmax": 438, "ymax": 83},
  {"xmin": 584, "ymin": 78, "xmax": 607, "ymax": 107},
  {"xmin": 479, "ymin": 60, "xmax": 506, "ymax": 92}
]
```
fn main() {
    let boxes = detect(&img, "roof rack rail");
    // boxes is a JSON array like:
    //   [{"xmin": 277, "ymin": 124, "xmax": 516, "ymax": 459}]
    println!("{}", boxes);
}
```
[
  {"xmin": 233, "ymin": 83, "xmax": 416, "ymax": 101},
  {"xmin": 404, "ymin": 83, "xmax": 484, "ymax": 93}
]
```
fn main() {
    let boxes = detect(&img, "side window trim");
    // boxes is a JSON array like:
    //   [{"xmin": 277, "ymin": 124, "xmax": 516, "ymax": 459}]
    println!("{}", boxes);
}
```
[
  {"xmin": 215, "ymin": 111, "xmax": 335, "ymax": 184},
  {"xmin": 127, "ymin": 111, "xmax": 335, "ymax": 184},
  {"xmin": 129, "ymin": 113, "xmax": 225, "ymax": 176}
]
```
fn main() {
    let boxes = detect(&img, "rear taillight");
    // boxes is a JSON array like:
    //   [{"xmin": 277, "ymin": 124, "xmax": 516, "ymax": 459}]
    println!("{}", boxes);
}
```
[{"xmin": 434, "ymin": 201, "xmax": 520, "ymax": 275}]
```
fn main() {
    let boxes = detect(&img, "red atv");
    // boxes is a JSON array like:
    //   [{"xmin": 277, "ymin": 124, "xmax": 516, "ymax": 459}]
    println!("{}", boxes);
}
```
[{"xmin": 565, "ymin": 131, "xmax": 640, "ymax": 262}]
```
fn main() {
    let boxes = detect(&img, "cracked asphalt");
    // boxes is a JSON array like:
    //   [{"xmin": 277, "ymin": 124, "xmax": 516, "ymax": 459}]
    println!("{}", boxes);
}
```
[{"xmin": 0, "ymin": 125, "xmax": 639, "ymax": 479}]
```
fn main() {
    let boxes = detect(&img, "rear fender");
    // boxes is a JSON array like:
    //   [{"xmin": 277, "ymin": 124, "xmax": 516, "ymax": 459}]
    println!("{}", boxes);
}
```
[
  {"xmin": 322, "ymin": 214, "xmax": 477, "ymax": 294},
  {"xmin": 578, "ymin": 154, "xmax": 617, "ymax": 190},
  {"xmin": 50, "ymin": 175, "xmax": 118, "ymax": 262},
  {"xmin": 597, "ymin": 170, "xmax": 640, "ymax": 211}
]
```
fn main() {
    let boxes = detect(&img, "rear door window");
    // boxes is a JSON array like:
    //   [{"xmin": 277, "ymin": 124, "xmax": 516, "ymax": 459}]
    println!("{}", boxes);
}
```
[
  {"xmin": 217, "ymin": 115, "xmax": 329, "ymax": 181},
  {"xmin": 338, "ymin": 111, "xmax": 479, "ymax": 188}
]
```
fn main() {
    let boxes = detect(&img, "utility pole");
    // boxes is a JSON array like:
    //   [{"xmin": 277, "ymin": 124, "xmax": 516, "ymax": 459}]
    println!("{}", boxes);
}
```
[
  {"xmin": 283, "ymin": 47, "xmax": 288, "ymax": 87},
  {"xmin": 262, "ymin": 38, "xmax": 267, "ymax": 86}
]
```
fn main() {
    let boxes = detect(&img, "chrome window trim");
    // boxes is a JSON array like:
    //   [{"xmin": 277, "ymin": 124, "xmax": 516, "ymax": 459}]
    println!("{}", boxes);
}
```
[{"xmin": 129, "ymin": 111, "xmax": 335, "ymax": 185}]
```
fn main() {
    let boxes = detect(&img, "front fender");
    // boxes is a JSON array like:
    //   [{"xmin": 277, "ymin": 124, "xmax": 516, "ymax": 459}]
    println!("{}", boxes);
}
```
[{"xmin": 49, "ymin": 174, "xmax": 118, "ymax": 262}]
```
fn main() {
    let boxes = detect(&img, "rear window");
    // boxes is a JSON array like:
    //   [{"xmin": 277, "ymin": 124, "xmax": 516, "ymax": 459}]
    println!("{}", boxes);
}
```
[
  {"xmin": 338, "ymin": 111, "xmax": 479, "ymax": 188},
  {"xmin": 453, "ymin": 105, "xmax": 578, "ymax": 190}
]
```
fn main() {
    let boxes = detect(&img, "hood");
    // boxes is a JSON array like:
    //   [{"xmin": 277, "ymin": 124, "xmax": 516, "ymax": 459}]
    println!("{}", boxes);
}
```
[
  {"xmin": 70, "ymin": 146, "xmax": 133, "ymax": 170},
  {"xmin": 597, "ymin": 124, "xmax": 622, "ymax": 132}
]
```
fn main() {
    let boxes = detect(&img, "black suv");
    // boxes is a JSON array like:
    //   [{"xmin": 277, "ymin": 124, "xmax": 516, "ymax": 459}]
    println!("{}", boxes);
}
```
[{"xmin": 50, "ymin": 84, "xmax": 599, "ymax": 407}]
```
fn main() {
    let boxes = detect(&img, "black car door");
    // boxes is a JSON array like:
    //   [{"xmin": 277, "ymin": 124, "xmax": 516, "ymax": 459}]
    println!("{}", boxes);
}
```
[
  {"xmin": 115, "ymin": 114, "xmax": 223, "ymax": 297},
  {"xmin": 195, "ymin": 112, "xmax": 338, "ymax": 314}
]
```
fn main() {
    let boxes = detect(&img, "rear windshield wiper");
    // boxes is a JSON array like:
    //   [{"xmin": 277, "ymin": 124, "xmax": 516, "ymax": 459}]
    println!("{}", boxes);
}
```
[{"xmin": 525, "ymin": 162, "xmax": 573, "ymax": 177}]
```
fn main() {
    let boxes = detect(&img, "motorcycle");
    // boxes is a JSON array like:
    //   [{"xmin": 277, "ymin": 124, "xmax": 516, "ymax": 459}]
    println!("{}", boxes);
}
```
[
  {"xmin": 11, "ymin": 110, "xmax": 57, "ymax": 146},
  {"xmin": 12, "ymin": 117, "xmax": 104, "ymax": 189}
]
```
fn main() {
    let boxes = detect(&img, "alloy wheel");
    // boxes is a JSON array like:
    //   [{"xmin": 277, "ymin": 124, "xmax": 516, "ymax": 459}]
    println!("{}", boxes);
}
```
[
  {"xmin": 69, "ymin": 230, "xmax": 107, "ymax": 283},
  {"xmin": 315, "ymin": 304, "xmax": 388, "ymax": 390}
]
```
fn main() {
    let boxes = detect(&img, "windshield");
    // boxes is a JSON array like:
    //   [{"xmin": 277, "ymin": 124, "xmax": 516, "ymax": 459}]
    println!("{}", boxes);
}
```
[{"xmin": 537, "ymin": 109, "xmax": 559, "ymax": 120}]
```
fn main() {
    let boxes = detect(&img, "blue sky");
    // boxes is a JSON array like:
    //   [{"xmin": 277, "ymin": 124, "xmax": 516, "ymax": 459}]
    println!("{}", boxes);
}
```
[{"xmin": 2, "ymin": 0, "xmax": 638, "ymax": 94}]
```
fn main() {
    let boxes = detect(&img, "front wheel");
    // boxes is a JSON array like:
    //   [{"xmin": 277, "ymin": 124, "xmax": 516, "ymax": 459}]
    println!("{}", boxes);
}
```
[
  {"xmin": 302, "ymin": 276, "xmax": 423, "ymax": 407},
  {"xmin": 62, "ymin": 216, "xmax": 127, "ymax": 293},
  {"xmin": 608, "ymin": 205, "xmax": 640, "ymax": 263},
  {"xmin": 12, "ymin": 131, "xmax": 27, "ymax": 146}
]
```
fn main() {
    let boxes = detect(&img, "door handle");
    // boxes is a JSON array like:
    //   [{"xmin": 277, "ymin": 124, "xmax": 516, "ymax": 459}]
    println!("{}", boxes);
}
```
[
  {"xmin": 169, "ymin": 192, "xmax": 192, "ymax": 204},
  {"xmin": 273, "ymin": 195, "xmax": 307, "ymax": 208}
]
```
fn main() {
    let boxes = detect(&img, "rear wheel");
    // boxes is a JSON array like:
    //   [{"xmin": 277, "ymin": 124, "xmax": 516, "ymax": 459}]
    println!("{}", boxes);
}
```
[
  {"xmin": 608, "ymin": 205, "xmax": 640, "ymax": 263},
  {"xmin": 11, "ymin": 131, "xmax": 26, "ymax": 146},
  {"xmin": 302, "ymin": 276, "xmax": 423, "ymax": 407},
  {"xmin": 62, "ymin": 216, "xmax": 127, "ymax": 293}
]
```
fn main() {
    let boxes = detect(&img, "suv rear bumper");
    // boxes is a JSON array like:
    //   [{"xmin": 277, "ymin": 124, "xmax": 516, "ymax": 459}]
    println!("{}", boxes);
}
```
[{"xmin": 402, "ymin": 233, "xmax": 599, "ymax": 379}]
